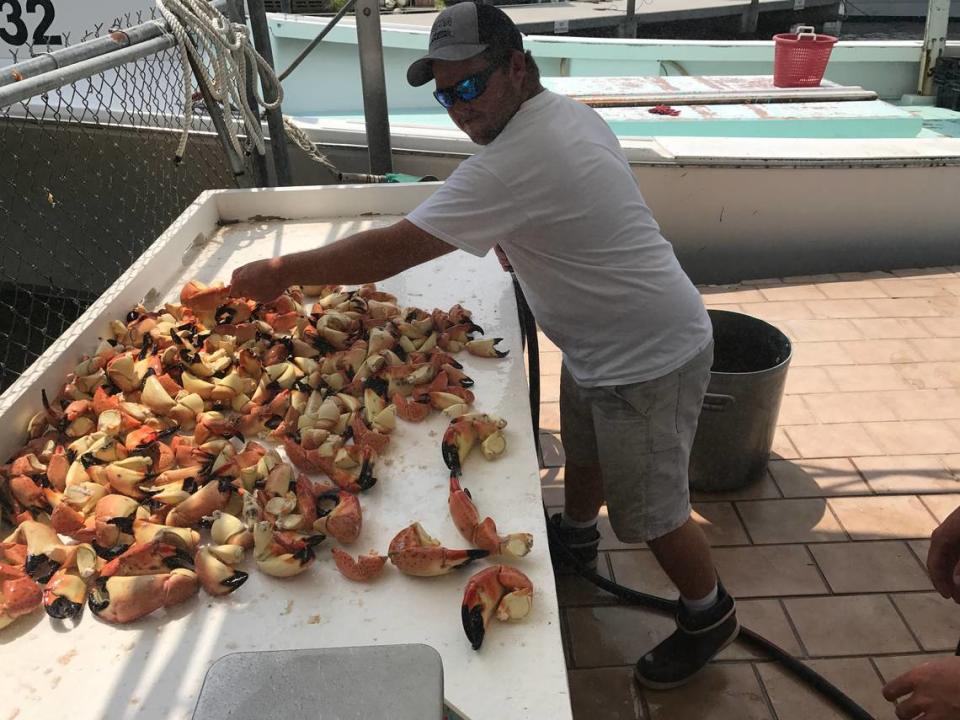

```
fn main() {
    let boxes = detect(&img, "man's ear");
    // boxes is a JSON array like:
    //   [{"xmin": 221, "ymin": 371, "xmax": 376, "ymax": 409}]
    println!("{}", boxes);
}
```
[{"xmin": 509, "ymin": 49, "xmax": 526, "ymax": 88}]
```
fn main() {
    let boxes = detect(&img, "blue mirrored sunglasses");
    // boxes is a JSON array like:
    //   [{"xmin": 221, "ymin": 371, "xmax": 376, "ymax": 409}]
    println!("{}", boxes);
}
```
[{"xmin": 433, "ymin": 62, "xmax": 503, "ymax": 109}]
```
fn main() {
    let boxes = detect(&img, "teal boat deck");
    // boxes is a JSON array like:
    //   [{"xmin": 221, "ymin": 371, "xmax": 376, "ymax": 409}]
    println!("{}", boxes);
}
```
[{"xmin": 299, "ymin": 76, "xmax": 960, "ymax": 141}]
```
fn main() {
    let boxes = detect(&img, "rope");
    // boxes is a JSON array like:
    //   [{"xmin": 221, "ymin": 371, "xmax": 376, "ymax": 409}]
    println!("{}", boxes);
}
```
[
  {"xmin": 155, "ymin": 0, "xmax": 282, "ymax": 161},
  {"xmin": 282, "ymin": 115, "xmax": 341, "ymax": 177}
]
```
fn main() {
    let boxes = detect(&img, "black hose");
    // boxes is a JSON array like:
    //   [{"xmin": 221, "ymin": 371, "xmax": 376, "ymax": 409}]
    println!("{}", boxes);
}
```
[
  {"xmin": 508, "ymin": 280, "xmax": 876, "ymax": 720},
  {"xmin": 544, "ymin": 511, "xmax": 875, "ymax": 720}
]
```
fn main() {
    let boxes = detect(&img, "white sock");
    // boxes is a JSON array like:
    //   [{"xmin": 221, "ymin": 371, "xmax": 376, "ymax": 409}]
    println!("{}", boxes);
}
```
[
  {"xmin": 561, "ymin": 511, "xmax": 598, "ymax": 529},
  {"xmin": 681, "ymin": 585, "xmax": 719, "ymax": 614}
]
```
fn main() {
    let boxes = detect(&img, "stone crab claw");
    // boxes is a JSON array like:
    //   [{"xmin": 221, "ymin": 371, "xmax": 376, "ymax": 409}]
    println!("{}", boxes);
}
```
[
  {"xmin": 195, "ymin": 546, "xmax": 248, "ymax": 596},
  {"xmin": 180, "ymin": 280, "xmax": 232, "ymax": 313},
  {"xmin": 441, "ymin": 414, "xmax": 508, "ymax": 476},
  {"xmin": 87, "ymin": 568, "xmax": 199, "ymax": 624},
  {"xmin": 461, "ymin": 565, "xmax": 533, "ymax": 650},
  {"xmin": 448, "ymin": 475, "xmax": 533, "ymax": 558},
  {"xmin": 99, "ymin": 540, "xmax": 195, "ymax": 577},
  {"xmin": 0, "ymin": 563, "xmax": 43, "ymax": 629},
  {"xmin": 42, "ymin": 543, "xmax": 98, "ymax": 620},
  {"xmin": 252, "ymin": 521, "xmax": 324, "ymax": 578},
  {"xmin": 313, "ymin": 490, "xmax": 362, "ymax": 545},
  {"xmin": 387, "ymin": 522, "xmax": 488, "ymax": 577},
  {"xmin": 465, "ymin": 338, "xmax": 508, "ymax": 359},
  {"xmin": 331, "ymin": 548, "xmax": 386, "ymax": 582}
]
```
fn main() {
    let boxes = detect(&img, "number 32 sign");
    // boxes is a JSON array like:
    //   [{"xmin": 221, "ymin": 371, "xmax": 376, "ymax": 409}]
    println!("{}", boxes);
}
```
[{"xmin": 1, "ymin": 0, "xmax": 60, "ymax": 47}]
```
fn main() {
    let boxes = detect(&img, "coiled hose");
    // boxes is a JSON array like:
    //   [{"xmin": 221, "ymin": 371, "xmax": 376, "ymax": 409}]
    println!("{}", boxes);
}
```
[{"xmin": 508, "ymin": 275, "xmax": 876, "ymax": 720}]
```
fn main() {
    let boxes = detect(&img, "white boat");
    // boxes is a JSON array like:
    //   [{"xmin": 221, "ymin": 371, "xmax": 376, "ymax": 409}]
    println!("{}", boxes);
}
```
[{"xmin": 264, "ymin": 13, "xmax": 960, "ymax": 279}]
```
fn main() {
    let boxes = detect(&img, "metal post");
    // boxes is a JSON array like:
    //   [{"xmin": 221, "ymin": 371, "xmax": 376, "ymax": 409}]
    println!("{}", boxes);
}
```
[
  {"xmin": 620, "ymin": 0, "xmax": 638, "ymax": 39},
  {"xmin": 280, "ymin": 0, "xmax": 293, "ymax": 12},
  {"xmin": 246, "ymin": 0, "xmax": 294, "ymax": 186},
  {"xmin": 355, "ymin": 0, "xmax": 393, "ymax": 175},
  {"xmin": 229, "ymin": 0, "xmax": 272, "ymax": 187},
  {"xmin": 917, "ymin": 0, "xmax": 950, "ymax": 95},
  {"xmin": 740, "ymin": 0, "xmax": 760, "ymax": 36}
]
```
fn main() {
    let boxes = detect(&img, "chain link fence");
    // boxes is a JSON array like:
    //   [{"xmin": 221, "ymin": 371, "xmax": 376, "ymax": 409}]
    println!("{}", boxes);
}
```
[{"xmin": 0, "ymin": 7, "xmax": 262, "ymax": 393}]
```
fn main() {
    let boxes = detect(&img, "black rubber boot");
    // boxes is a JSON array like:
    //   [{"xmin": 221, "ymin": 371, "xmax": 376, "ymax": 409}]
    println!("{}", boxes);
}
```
[
  {"xmin": 547, "ymin": 513, "xmax": 600, "ymax": 573},
  {"xmin": 634, "ymin": 582, "xmax": 740, "ymax": 689}
]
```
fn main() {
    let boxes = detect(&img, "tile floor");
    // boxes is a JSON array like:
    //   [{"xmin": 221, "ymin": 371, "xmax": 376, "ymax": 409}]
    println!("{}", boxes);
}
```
[{"xmin": 537, "ymin": 268, "xmax": 960, "ymax": 720}]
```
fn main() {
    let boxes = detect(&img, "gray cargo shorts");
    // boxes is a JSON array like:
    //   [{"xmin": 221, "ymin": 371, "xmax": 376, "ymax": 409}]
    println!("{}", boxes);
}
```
[{"xmin": 559, "ymin": 341, "xmax": 713, "ymax": 544}]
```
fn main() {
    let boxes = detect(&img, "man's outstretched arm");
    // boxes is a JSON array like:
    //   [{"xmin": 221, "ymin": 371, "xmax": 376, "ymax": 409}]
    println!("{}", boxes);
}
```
[{"xmin": 230, "ymin": 219, "xmax": 456, "ymax": 301}]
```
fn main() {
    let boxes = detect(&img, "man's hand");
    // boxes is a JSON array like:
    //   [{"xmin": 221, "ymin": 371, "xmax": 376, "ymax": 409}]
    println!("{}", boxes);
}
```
[
  {"xmin": 230, "ymin": 258, "xmax": 287, "ymax": 302},
  {"xmin": 494, "ymin": 244, "xmax": 513, "ymax": 273},
  {"xmin": 928, "ymin": 505, "xmax": 960, "ymax": 603},
  {"xmin": 882, "ymin": 656, "xmax": 960, "ymax": 720}
]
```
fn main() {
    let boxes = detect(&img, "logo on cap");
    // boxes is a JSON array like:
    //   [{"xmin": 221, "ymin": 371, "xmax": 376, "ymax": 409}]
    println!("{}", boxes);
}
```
[{"xmin": 431, "ymin": 16, "xmax": 453, "ymax": 43}]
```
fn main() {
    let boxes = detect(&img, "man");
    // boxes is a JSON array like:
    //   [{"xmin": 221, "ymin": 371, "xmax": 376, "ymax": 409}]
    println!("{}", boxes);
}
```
[
  {"xmin": 230, "ymin": 0, "xmax": 736, "ymax": 688},
  {"xmin": 882, "ymin": 506, "xmax": 960, "ymax": 720}
]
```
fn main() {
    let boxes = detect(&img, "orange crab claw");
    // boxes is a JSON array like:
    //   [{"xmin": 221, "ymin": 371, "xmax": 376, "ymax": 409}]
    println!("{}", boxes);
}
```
[
  {"xmin": 99, "ymin": 540, "xmax": 194, "ymax": 577},
  {"xmin": 0, "ymin": 564, "xmax": 43, "ymax": 629},
  {"xmin": 314, "ymin": 491, "xmax": 362, "ymax": 544},
  {"xmin": 88, "ymin": 569, "xmax": 199, "ymax": 624},
  {"xmin": 180, "ymin": 280, "xmax": 231, "ymax": 313},
  {"xmin": 195, "ymin": 547, "xmax": 248, "ymax": 596},
  {"xmin": 331, "ymin": 548, "xmax": 386, "ymax": 582},
  {"xmin": 387, "ymin": 522, "xmax": 488, "ymax": 577},
  {"xmin": 461, "ymin": 565, "xmax": 533, "ymax": 650},
  {"xmin": 448, "ymin": 475, "xmax": 533, "ymax": 558}
]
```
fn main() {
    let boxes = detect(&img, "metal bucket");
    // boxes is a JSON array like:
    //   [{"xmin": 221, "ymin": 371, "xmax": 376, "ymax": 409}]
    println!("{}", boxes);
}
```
[{"xmin": 689, "ymin": 310, "xmax": 792, "ymax": 492}]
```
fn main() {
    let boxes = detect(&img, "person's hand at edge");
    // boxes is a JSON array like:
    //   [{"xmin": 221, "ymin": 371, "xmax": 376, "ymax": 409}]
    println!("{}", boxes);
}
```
[
  {"xmin": 928, "ymin": 505, "xmax": 960, "ymax": 603},
  {"xmin": 882, "ymin": 656, "xmax": 960, "ymax": 720}
]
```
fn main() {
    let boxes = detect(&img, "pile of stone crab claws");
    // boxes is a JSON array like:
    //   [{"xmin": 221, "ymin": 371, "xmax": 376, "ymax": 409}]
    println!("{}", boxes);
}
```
[{"xmin": 0, "ymin": 278, "xmax": 533, "ymax": 648}]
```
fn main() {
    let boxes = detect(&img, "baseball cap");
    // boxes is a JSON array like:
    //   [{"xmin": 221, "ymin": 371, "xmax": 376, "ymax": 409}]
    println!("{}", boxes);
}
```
[{"xmin": 407, "ymin": 2, "xmax": 523, "ymax": 87}]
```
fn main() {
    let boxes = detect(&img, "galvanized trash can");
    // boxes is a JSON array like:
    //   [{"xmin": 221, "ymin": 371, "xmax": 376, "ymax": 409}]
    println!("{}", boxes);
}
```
[{"xmin": 689, "ymin": 309, "xmax": 792, "ymax": 492}]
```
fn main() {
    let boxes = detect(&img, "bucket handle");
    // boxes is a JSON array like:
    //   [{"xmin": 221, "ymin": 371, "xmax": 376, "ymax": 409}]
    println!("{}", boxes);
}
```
[
  {"xmin": 702, "ymin": 393, "xmax": 736, "ymax": 411},
  {"xmin": 794, "ymin": 25, "xmax": 817, "ymax": 38}
]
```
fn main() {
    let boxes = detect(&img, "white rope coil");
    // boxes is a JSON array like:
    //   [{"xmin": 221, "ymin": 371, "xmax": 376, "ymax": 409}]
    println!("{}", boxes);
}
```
[{"xmin": 155, "ymin": 0, "xmax": 283, "ymax": 161}]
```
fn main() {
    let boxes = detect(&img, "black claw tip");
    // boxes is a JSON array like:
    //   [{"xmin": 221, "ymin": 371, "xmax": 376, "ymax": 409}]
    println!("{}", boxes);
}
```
[
  {"xmin": 441, "ymin": 443, "xmax": 461, "ymax": 475},
  {"xmin": 88, "ymin": 578, "xmax": 110, "ymax": 615},
  {"xmin": 461, "ymin": 604, "xmax": 486, "ymax": 650},
  {"xmin": 221, "ymin": 571, "xmax": 249, "ymax": 592},
  {"xmin": 45, "ymin": 596, "xmax": 84, "ymax": 620}
]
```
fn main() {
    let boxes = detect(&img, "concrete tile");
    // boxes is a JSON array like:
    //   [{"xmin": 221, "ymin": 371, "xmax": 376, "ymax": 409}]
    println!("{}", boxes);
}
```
[
  {"xmin": 931, "ymin": 293, "xmax": 960, "ymax": 314},
  {"xmin": 872, "ymin": 653, "xmax": 954, "ymax": 684},
  {"xmin": 540, "ymin": 401, "xmax": 561, "ymax": 434},
  {"xmin": 785, "ymin": 423, "xmax": 884, "ymax": 458},
  {"xmin": 784, "ymin": 367, "xmax": 838, "ymax": 394},
  {"xmin": 809, "ymin": 541, "xmax": 932, "ymax": 593},
  {"xmin": 866, "ymin": 298, "xmax": 941, "ymax": 318},
  {"xmin": 540, "ymin": 350, "xmax": 563, "ymax": 376},
  {"xmin": 718, "ymin": 599, "xmax": 803, "ymax": 661},
  {"xmin": 912, "ymin": 338, "xmax": 960, "ymax": 362},
  {"xmin": 802, "ymin": 391, "xmax": 898, "ymax": 424},
  {"xmin": 891, "ymin": 592, "xmax": 960, "ymax": 652},
  {"xmin": 784, "ymin": 595, "xmax": 919, "ymax": 656},
  {"xmin": 759, "ymin": 284, "xmax": 828, "ymax": 302},
  {"xmin": 536, "ymin": 330, "xmax": 560, "ymax": 353},
  {"xmin": 769, "ymin": 458, "xmax": 871, "ymax": 497},
  {"xmin": 874, "ymin": 278, "xmax": 951, "ymax": 298},
  {"xmin": 736, "ymin": 301, "xmax": 814, "ymax": 322},
  {"xmin": 835, "ymin": 271, "xmax": 894, "ymax": 281},
  {"xmin": 851, "ymin": 318, "xmax": 932, "ymax": 340},
  {"xmin": 894, "ymin": 362, "xmax": 960, "ymax": 390},
  {"xmin": 781, "ymin": 319, "xmax": 863, "ymax": 342},
  {"xmin": 758, "ymin": 658, "xmax": 890, "ymax": 720},
  {"xmin": 803, "ymin": 299, "xmax": 879, "ymax": 319},
  {"xmin": 828, "ymin": 496, "xmax": 940, "ymax": 540},
  {"xmin": 736, "ymin": 498, "xmax": 847, "ymax": 544},
  {"xmin": 771, "ymin": 427, "xmax": 801, "ymax": 460},
  {"xmin": 790, "ymin": 342, "xmax": 857, "ymax": 367},
  {"xmin": 540, "ymin": 375, "xmax": 560, "ymax": 402},
  {"xmin": 711, "ymin": 545, "xmax": 828, "ymax": 598},
  {"xmin": 824, "ymin": 365, "xmax": 913, "ymax": 391},
  {"xmin": 816, "ymin": 279, "xmax": 888, "ymax": 299},
  {"xmin": 944, "ymin": 454, "xmax": 960, "ymax": 477},
  {"xmin": 917, "ymin": 316, "xmax": 960, "ymax": 338},
  {"xmin": 556, "ymin": 555, "xmax": 619, "ymax": 608},
  {"xmin": 853, "ymin": 455, "xmax": 960, "ymax": 494},
  {"xmin": 908, "ymin": 539, "xmax": 931, "ymax": 567},
  {"xmin": 565, "ymin": 605, "xmax": 674, "ymax": 668},
  {"xmin": 882, "ymin": 389, "xmax": 960, "ymax": 420},
  {"xmin": 645, "ymin": 663, "xmax": 774, "ymax": 720},
  {"xmin": 700, "ymin": 286, "xmax": 767, "ymax": 304},
  {"xmin": 608, "ymin": 550, "xmax": 678, "ymax": 600},
  {"xmin": 919, "ymin": 493, "xmax": 960, "ymax": 523},
  {"xmin": 692, "ymin": 502, "xmax": 750, "ymax": 546},
  {"xmin": 864, "ymin": 420, "xmax": 960, "ymax": 455},
  {"xmin": 692, "ymin": 470, "xmax": 783, "ymax": 501},
  {"xmin": 542, "ymin": 484, "xmax": 566, "ymax": 507},
  {"xmin": 777, "ymin": 395, "xmax": 818, "ymax": 425},
  {"xmin": 839, "ymin": 339, "xmax": 925, "ymax": 364},
  {"xmin": 568, "ymin": 667, "xmax": 645, "ymax": 720}
]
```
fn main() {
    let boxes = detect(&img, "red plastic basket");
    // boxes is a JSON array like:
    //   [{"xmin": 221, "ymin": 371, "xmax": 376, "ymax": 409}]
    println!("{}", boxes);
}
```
[{"xmin": 773, "ymin": 26, "xmax": 837, "ymax": 88}]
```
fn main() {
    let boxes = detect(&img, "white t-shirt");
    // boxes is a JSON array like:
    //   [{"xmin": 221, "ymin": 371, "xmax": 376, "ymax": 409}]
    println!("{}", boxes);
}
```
[{"xmin": 407, "ymin": 90, "xmax": 712, "ymax": 387}]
